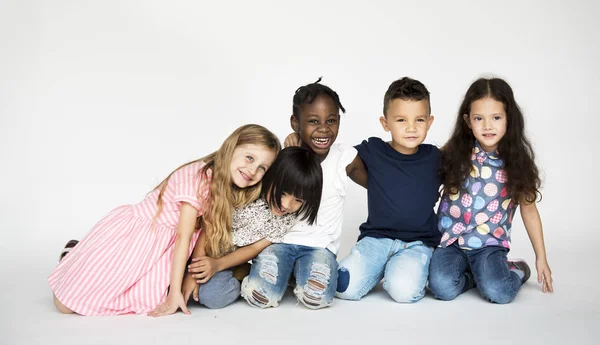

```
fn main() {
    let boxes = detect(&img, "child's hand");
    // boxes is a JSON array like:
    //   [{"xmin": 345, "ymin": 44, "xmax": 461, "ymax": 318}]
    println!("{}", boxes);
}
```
[
  {"xmin": 188, "ymin": 256, "xmax": 222, "ymax": 284},
  {"xmin": 182, "ymin": 274, "xmax": 199, "ymax": 303},
  {"xmin": 284, "ymin": 133, "xmax": 302, "ymax": 148},
  {"xmin": 148, "ymin": 292, "xmax": 190, "ymax": 317},
  {"xmin": 536, "ymin": 258, "xmax": 553, "ymax": 293}
]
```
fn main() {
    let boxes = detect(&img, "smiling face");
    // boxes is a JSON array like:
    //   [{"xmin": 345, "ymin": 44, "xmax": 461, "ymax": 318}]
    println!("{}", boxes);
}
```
[
  {"xmin": 291, "ymin": 94, "xmax": 340, "ymax": 160},
  {"xmin": 380, "ymin": 99, "xmax": 434, "ymax": 155},
  {"xmin": 464, "ymin": 97, "xmax": 507, "ymax": 153},
  {"xmin": 229, "ymin": 144, "xmax": 277, "ymax": 188}
]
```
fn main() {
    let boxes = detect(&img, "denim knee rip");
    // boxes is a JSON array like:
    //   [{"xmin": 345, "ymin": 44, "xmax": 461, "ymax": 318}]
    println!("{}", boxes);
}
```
[
  {"xmin": 258, "ymin": 253, "xmax": 279, "ymax": 285},
  {"xmin": 241, "ymin": 254, "xmax": 280, "ymax": 308},
  {"xmin": 294, "ymin": 262, "xmax": 332, "ymax": 309}
]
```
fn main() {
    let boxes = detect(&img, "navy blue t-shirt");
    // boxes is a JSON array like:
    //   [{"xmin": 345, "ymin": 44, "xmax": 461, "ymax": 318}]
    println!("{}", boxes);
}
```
[{"xmin": 356, "ymin": 137, "xmax": 442, "ymax": 247}]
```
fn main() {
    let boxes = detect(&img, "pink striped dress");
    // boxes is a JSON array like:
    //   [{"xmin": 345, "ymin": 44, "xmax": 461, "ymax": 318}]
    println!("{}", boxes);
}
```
[{"xmin": 48, "ymin": 161, "xmax": 211, "ymax": 315}]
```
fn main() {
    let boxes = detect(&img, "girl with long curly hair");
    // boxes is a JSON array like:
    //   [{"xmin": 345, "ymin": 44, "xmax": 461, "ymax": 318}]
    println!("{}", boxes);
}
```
[{"xmin": 429, "ymin": 77, "xmax": 553, "ymax": 304}]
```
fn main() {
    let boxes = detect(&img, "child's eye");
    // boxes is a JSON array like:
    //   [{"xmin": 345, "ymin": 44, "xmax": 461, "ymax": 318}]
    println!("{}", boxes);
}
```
[
  {"xmin": 326, "ymin": 119, "xmax": 337, "ymax": 124},
  {"xmin": 396, "ymin": 119, "xmax": 405, "ymax": 122},
  {"xmin": 258, "ymin": 165, "xmax": 267, "ymax": 172},
  {"xmin": 295, "ymin": 198, "xmax": 304, "ymax": 204},
  {"xmin": 494, "ymin": 116, "xmax": 502, "ymax": 120},
  {"xmin": 417, "ymin": 118, "xmax": 425, "ymax": 122},
  {"xmin": 308, "ymin": 119, "xmax": 318, "ymax": 124},
  {"xmin": 473, "ymin": 116, "xmax": 482, "ymax": 121},
  {"xmin": 246, "ymin": 155, "xmax": 254, "ymax": 162}
]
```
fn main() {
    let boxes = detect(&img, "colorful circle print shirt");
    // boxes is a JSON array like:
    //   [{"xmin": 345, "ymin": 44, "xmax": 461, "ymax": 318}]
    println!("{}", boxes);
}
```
[{"xmin": 438, "ymin": 142, "xmax": 516, "ymax": 250}]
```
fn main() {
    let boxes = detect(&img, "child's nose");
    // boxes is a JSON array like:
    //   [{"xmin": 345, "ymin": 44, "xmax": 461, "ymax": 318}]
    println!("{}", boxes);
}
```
[
  {"xmin": 317, "ymin": 123, "xmax": 330, "ymax": 132},
  {"xmin": 248, "ymin": 165, "xmax": 258, "ymax": 176}
]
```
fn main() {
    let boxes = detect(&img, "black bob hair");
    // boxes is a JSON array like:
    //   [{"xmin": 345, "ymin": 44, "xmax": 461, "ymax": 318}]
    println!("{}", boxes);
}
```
[{"xmin": 261, "ymin": 146, "xmax": 323, "ymax": 224}]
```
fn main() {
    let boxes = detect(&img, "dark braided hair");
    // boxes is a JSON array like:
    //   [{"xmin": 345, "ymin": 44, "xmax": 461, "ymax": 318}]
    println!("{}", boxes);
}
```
[
  {"xmin": 383, "ymin": 77, "xmax": 431, "ymax": 115},
  {"xmin": 292, "ymin": 77, "xmax": 346, "ymax": 117}
]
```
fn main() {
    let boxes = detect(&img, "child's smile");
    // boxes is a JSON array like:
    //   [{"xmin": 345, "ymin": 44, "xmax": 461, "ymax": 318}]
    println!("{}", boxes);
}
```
[
  {"xmin": 312, "ymin": 137, "xmax": 331, "ymax": 148},
  {"xmin": 465, "ymin": 97, "xmax": 507, "ymax": 153},
  {"xmin": 229, "ymin": 144, "xmax": 277, "ymax": 188},
  {"xmin": 380, "ymin": 99, "xmax": 433, "ymax": 155},
  {"xmin": 292, "ymin": 94, "xmax": 340, "ymax": 160}
]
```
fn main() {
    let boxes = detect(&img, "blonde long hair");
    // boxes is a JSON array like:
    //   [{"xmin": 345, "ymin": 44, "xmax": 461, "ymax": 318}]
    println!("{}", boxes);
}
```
[{"xmin": 153, "ymin": 124, "xmax": 281, "ymax": 258}]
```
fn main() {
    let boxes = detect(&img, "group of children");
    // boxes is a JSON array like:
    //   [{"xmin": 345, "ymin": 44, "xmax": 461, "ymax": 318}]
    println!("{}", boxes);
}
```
[{"xmin": 48, "ymin": 76, "xmax": 553, "ymax": 316}]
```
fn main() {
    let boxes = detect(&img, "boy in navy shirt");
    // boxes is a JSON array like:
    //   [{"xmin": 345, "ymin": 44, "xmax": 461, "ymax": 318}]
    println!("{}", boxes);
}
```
[{"xmin": 336, "ymin": 77, "xmax": 441, "ymax": 303}]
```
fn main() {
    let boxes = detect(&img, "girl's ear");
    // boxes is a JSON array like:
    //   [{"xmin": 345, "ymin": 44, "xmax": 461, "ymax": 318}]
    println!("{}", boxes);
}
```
[
  {"xmin": 463, "ymin": 114, "xmax": 471, "ymax": 128},
  {"xmin": 290, "ymin": 115, "xmax": 299, "ymax": 132}
]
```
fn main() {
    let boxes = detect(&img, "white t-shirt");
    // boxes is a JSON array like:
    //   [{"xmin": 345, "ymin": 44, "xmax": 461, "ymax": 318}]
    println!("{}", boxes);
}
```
[{"xmin": 282, "ymin": 143, "xmax": 357, "ymax": 254}]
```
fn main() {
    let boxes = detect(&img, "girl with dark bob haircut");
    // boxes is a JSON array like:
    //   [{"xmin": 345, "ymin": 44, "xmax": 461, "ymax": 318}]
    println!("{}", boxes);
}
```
[{"xmin": 261, "ymin": 146, "xmax": 322, "ymax": 224}]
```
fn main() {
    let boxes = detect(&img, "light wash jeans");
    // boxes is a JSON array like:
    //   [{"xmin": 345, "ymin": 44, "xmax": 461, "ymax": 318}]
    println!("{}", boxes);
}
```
[
  {"xmin": 194, "ymin": 270, "xmax": 240, "ymax": 309},
  {"xmin": 336, "ymin": 237, "xmax": 433, "ymax": 303},
  {"xmin": 241, "ymin": 243, "xmax": 338, "ymax": 309},
  {"xmin": 428, "ymin": 244, "xmax": 522, "ymax": 304}
]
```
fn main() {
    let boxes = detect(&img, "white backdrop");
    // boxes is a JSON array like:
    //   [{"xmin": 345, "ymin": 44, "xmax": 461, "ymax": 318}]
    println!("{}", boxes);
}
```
[{"xmin": 1, "ymin": 1, "xmax": 599, "ymax": 344}]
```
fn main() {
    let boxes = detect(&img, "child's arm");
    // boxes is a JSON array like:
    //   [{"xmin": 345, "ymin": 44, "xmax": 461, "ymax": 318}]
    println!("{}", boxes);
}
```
[
  {"xmin": 284, "ymin": 132, "xmax": 368, "ymax": 189},
  {"xmin": 284, "ymin": 132, "xmax": 302, "ymax": 147},
  {"xmin": 346, "ymin": 154, "xmax": 368, "ymax": 189},
  {"xmin": 191, "ymin": 226, "xmax": 207, "ymax": 257},
  {"xmin": 182, "ymin": 228, "xmax": 207, "ymax": 303},
  {"xmin": 148, "ymin": 202, "xmax": 198, "ymax": 317},
  {"xmin": 520, "ymin": 200, "xmax": 553, "ymax": 293},
  {"xmin": 188, "ymin": 238, "xmax": 271, "ymax": 284}
]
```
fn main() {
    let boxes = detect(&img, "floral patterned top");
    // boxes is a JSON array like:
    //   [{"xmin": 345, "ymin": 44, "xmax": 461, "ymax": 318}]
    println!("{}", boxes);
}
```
[
  {"xmin": 231, "ymin": 198, "xmax": 298, "ymax": 247},
  {"xmin": 437, "ymin": 141, "xmax": 516, "ymax": 250}
]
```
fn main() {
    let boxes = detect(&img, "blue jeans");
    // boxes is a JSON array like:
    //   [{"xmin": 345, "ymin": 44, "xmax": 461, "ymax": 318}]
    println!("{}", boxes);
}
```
[
  {"xmin": 428, "ymin": 244, "xmax": 522, "ymax": 304},
  {"xmin": 241, "ymin": 243, "xmax": 338, "ymax": 309},
  {"xmin": 336, "ymin": 237, "xmax": 433, "ymax": 303},
  {"xmin": 195, "ymin": 270, "xmax": 240, "ymax": 309}
]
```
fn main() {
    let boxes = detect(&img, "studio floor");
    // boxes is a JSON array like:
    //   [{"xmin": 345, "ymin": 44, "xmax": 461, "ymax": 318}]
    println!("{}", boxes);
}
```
[{"xmin": 2, "ymin": 246, "xmax": 596, "ymax": 345}]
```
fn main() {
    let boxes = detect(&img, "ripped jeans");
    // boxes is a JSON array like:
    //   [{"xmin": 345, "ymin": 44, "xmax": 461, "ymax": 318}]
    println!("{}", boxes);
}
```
[
  {"xmin": 241, "ymin": 243, "xmax": 337, "ymax": 310},
  {"xmin": 336, "ymin": 237, "xmax": 433, "ymax": 303}
]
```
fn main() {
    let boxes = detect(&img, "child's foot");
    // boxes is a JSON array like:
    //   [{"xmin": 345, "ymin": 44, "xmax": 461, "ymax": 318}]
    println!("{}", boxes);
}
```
[
  {"xmin": 507, "ymin": 259, "xmax": 531, "ymax": 284},
  {"xmin": 59, "ymin": 240, "xmax": 79, "ymax": 262}
]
